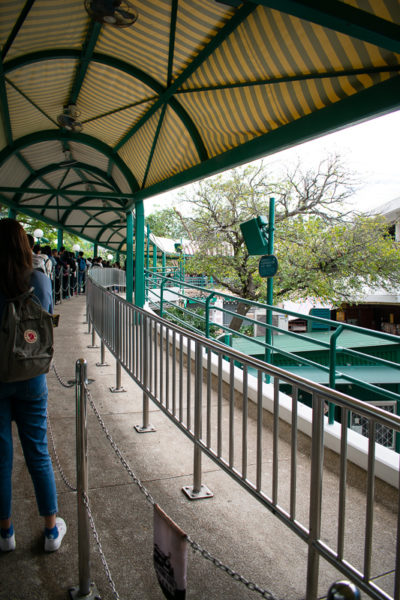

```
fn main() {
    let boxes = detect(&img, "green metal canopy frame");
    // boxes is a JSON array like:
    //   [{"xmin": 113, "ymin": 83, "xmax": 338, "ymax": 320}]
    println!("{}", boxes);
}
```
[{"xmin": 0, "ymin": 0, "xmax": 399, "ymax": 257}]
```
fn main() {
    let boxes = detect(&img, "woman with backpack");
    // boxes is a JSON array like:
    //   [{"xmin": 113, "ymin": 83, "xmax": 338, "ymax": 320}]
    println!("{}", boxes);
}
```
[{"xmin": 0, "ymin": 218, "xmax": 66, "ymax": 552}]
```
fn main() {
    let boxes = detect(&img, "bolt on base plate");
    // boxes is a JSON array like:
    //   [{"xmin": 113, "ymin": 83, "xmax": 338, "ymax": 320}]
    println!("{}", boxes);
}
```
[
  {"xmin": 68, "ymin": 582, "xmax": 101, "ymax": 599},
  {"xmin": 134, "ymin": 424, "xmax": 156, "ymax": 433},
  {"xmin": 109, "ymin": 386, "xmax": 126, "ymax": 393},
  {"xmin": 182, "ymin": 484, "xmax": 213, "ymax": 500}
]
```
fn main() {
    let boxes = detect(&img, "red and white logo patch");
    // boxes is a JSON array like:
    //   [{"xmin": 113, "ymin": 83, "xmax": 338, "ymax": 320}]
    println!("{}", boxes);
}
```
[{"xmin": 24, "ymin": 329, "xmax": 38, "ymax": 344}]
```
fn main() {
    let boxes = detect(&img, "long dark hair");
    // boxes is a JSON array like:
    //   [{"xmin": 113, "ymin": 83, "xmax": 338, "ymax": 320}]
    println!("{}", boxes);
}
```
[{"xmin": 0, "ymin": 218, "xmax": 32, "ymax": 297}]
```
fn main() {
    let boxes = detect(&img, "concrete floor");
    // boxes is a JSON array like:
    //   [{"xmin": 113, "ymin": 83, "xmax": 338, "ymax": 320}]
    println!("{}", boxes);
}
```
[{"xmin": 0, "ymin": 294, "xmax": 398, "ymax": 600}]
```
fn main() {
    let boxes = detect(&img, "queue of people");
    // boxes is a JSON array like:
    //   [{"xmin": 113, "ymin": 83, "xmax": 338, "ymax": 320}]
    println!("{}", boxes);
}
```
[{"xmin": 27, "ymin": 244, "xmax": 121, "ymax": 302}]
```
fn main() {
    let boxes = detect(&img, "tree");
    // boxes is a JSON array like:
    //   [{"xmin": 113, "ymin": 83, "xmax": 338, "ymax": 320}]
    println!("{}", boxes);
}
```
[
  {"xmin": 177, "ymin": 156, "xmax": 400, "ymax": 324},
  {"xmin": 145, "ymin": 206, "xmax": 186, "ymax": 239}
]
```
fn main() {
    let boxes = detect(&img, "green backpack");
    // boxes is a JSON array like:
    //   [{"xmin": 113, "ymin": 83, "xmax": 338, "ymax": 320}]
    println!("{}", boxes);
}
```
[{"xmin": 0, "ymin": 288, "xmax": 54, "ymax": 383}]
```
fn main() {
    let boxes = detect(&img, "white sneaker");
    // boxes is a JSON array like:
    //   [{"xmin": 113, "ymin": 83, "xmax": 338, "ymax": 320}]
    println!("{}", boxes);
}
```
[
  {"xmin": 44, "ymin": 517, "xmax": 67, "ymax": 552},
  {"xmin": 0, "ymin": 530, "xmax": 15, "ymax": 552}
]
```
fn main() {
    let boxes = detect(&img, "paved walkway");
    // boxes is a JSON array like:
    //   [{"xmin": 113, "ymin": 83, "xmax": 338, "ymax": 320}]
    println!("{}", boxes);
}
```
[{"xmin": 0, "ymin": 294, "xmax": 398, "ymax": 600}]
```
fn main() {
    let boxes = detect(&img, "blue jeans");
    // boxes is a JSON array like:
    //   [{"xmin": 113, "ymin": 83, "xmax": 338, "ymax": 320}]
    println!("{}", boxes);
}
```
[{"xmin": 0, "ymin": 375, "xmax": 58, "ymax": 520}]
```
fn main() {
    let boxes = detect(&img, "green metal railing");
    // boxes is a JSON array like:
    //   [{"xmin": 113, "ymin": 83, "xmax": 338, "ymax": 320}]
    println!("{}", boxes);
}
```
[{"xmin": 145, "ymin": 269, "xmax": 400, "ymax": 448}]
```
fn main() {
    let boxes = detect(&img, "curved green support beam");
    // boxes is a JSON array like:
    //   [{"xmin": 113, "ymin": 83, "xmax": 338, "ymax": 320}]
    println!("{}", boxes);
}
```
[
  {"xmin": 4, "ymin": 50, "xmax": 208, "ymax": 163},
  {"xmin": 0, "ymin": 192, "xmax": 118, "ymax": 253},
  {"xmin": 94, "ymin": 219, "xmax": 126, "ymax": 244},
  {"xmin": 13, "ymin": 163, "xmax": 125, "ymax": 229},
  {"xmin": 0, "ymin": 130, "xmax": 139, "ymax": 193}
]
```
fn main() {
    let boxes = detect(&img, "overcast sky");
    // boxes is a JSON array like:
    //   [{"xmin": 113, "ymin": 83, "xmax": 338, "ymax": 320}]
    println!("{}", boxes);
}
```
[{"xmin": 146, "ymin": 109, "xmax": 400, "ymax": 215}]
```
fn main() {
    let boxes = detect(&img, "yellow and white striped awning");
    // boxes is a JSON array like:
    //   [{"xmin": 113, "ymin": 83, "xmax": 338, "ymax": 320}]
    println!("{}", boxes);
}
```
[{"xmin": 0, "ymin": 0, "xmax": 399, "ymax": 250}]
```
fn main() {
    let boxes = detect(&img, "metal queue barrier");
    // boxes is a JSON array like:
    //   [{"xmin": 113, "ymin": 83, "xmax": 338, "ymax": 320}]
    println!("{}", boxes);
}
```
[{"xmin": 86, "ymin": 275, "xmax": 400, "ymax": 600}]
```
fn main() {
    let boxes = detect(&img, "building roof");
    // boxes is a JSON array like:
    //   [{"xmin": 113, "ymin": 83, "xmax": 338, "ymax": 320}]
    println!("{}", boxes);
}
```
[{"xmin": 1, "ymin": 1, "xmax": 399, "ymax": 251}]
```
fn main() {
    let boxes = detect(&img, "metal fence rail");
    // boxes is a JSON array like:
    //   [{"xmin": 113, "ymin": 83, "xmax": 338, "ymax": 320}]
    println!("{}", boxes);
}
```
[{"xmin": 87, "ymin": 276, "xmax": 400, "ymax": 600}]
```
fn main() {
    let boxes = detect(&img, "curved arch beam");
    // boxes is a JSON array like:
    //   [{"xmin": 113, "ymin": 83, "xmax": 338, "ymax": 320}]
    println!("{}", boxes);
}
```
[
  {"xmin": 0, "ymin": 130, "xmax": 139, "ymax": 193},
  {"xmin": 95, "ymin": 219, "xmax": 126, "ymax": 243},
  {"xmin": 4, "ymin": 50, "xmax": 208, "ymax": 163},
  {"xmin": 15, "ymin": 162, "xmax": 120, "ymax": 205}
]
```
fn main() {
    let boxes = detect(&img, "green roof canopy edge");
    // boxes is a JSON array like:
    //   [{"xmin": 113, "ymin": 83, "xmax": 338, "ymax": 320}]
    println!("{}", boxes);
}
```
[
  {"xmin": 251, "ymin": 0, "xmax": 400, "ymax": 54},
  {"xmin": 129, "ymin": 74, "xmax": 400, "ymax": 204},
  {"xmin": 4, "ymin": 50, "xmax": 207, "ymax": 163},
  {"xmin": 0, "ymin": 130, "xmax": 139, "ymax": 192}
]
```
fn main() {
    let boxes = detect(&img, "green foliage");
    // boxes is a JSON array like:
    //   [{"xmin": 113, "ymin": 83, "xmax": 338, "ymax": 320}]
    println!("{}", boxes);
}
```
[
  {"xmin": 146, "ymin": 207, "xmax": 186, "ymax": 239},
  {"xmin": 179, "ymin": 157, "xmax": 400, "ymax": 307},
  {"xmin": 162, "ymin": 303, "xmax": 219, "ymax": 337}
]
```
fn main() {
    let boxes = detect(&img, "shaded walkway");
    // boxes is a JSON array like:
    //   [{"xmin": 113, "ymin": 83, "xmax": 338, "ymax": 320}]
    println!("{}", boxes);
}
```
[{"xmin": 0, "ymin": 295, "xmax": 397, "ymax": 600}]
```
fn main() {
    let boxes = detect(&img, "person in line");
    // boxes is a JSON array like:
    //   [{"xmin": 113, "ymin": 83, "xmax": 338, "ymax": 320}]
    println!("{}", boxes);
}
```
[
  {"xmin": 77, "ymin": 251, "xmax": 87, "ymax": 294},
  {"xmin": 0, "ymin": 218, "xmax": 66, "ymax": 552}
]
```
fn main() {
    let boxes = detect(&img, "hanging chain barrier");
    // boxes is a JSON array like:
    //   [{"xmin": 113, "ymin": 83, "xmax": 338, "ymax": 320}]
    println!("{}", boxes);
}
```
[
  {"xmin": 85, "ymin": 385, "xmax": 278, "ymax": 600},
  {"xmin": 47, "ymin": 411, "xmax": 77, "ymax": 492},
  {"xmin": 82, "ymin": 492, "xmax": 121, "ymax": 600},
  {"xmin": 49, "ymin": 352, "xmax": 278, "ymax": 600},
  {"xmin": 52, "ymin": 362, "xmax": 75, "ymax": 388}
]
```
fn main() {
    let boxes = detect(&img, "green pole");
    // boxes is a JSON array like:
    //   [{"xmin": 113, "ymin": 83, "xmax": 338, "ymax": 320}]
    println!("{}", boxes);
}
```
[
  {"xmin": 8, "ymin": 207, "xmax": 16, "ymax": 219},
  {"xmin": 152, "ymin": 242, "xmax": 157, "ymax": 283},
  {"xmin": 93, "ymin": 243, "xmax": 98, "ymax": 258},
  {"xmin": 264, "ymin": 198, "xmax": 275, "ymax": 380},
  {"xmin": 116, "ymin": 251, "xmax": 120, "ymax": 264},
  {"xmin": 146, "ymin": 224, "xmax": 150, "ymax": 270},
  {"xmin": 135, "ymin": 201, "xmax": 145, "ymax": 307},
  {"xmin": 162, "ymin": 251, "xmax": 166, "ymax": 276},
  {"xmin": 57, "ymin": 228, "xmax": 63, "ymax": 251},
  {"xmin": 126, "ymin": 210, "xmax": 134, "ymax": 304},
  {"xmin": 328, "ymin": 325, "xmax": 343, "ymax": 425}
]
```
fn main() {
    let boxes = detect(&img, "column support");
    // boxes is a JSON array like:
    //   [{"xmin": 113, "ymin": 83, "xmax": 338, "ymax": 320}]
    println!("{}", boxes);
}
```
[{"xmin": 135, "ymin": 201, "xmax": 145, "ymax": 308}]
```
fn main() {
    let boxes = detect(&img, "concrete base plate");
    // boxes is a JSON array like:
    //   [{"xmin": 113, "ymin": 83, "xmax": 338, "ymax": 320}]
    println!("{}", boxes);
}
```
[
  {"xmin": 68, "ymin": 582, "xmax": 101, "ymax": 599},
  {"xmin": 182, "ymin": 484, "xmax": 214, "ymax": 500},
  {"xmin": 134, "ymin": 424, "xmax": 156, "ymax": 433}
]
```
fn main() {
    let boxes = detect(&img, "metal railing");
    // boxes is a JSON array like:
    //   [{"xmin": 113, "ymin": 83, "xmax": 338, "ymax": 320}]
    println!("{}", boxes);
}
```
[
  {"xmin": 147, "ymin": 271, "xmax": 400, "ymax": 434},
  {"xmin": 87, "ymin": 275, "xmax": 400, "ymax": 600}
]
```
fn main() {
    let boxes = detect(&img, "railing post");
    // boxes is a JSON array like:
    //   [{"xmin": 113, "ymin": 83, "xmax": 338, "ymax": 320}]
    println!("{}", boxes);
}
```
[
  {"xmin": 182, "ymin": 341, "xmax": 213, "ymax": 500},
  {"xmin": 87, "ymin": 322, "xmax": 98, "ymax": 349},
  {"xmin": 110, "ymin": 299, "xmax": 126, "ymax": 393},
  {"xmin": 328, "ymin": 325, "xmax": 343, "ymax": 425},
  {"xmin": 160, "ymin": 278, "xmax": 167, "ymax": 317},
  {"xmin": 306, "ymin": 394, "xmax": 325, "ymax": 600},
  {"xmin": 205, "ymin": 292, "xmax": 216, "ymax": 338},
  {"xmin": 96, "ymin": 340, "xmax": 109, "ymax": 367},
  {"xmin": 135, "ymin": 316, "xmax": 156, "ymax": 433},
  {"xmin": 69, "ymin": 359, "xmax": 100, "ymax": 600}
]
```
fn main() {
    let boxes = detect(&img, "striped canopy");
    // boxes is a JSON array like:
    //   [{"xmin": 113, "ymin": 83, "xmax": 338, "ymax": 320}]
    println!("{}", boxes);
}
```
[{"xmin": 0, "ymin": 0, "xmax": 399, "ymax": 252}]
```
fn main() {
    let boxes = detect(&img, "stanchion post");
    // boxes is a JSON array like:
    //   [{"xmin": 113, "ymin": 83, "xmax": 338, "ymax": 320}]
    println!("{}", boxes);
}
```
[
  {"xmin": 135, "ymin": 316, "xmax": 156, "ymax": 433},
  {"xmin": 69, "ymin": 359, "xmax": 100, "ymax": 600},
  {"xmin": 182, "ymin": 341, "xmax": 213, "ymax": 500}
]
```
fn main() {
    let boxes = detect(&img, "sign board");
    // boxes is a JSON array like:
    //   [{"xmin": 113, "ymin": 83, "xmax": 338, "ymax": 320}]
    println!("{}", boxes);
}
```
[
  {"xmin": 240, "ymin": 216, "xmax": 269, "ymax": 255},
  {"xmin": 259, "ymin": 254, "xmax": 278, "ymax": 278}
]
